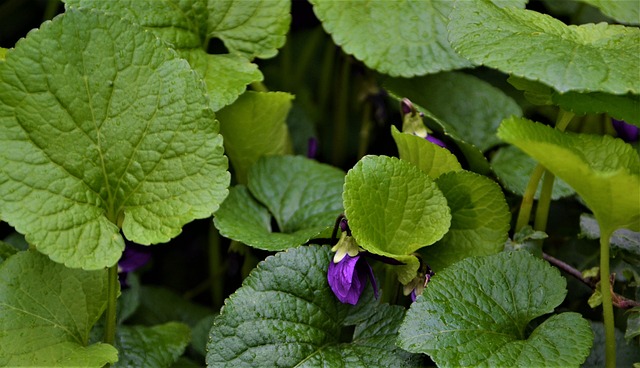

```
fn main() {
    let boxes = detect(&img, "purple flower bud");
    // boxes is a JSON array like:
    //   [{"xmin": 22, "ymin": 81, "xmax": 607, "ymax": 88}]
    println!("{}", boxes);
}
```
[
  {"xmin": 327, "ymin": 254, "xmax": 378, "ymax": 305},
  {"xmin": 612, "ymin": 119, "xmax": 639, "ymax": 143},
  {"xmin": 400, "ymin": 98, "xmax": 414, "ymax": 116},
  {"xmin": 307, "ymin": 137, "xmax": 319, "ymax": 159},
  {"xmin": 426, "ymin": 134, "xmax": 447, "ymax": 148}
]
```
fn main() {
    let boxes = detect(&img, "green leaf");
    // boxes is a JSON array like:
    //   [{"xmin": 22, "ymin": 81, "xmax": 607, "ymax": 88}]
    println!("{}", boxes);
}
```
[
  {"xmin": 508, "ymin": 76, "xmax": 640, "ymax": 125},
  {"xmin": 399, "ymin": 251, "xmax": 593, "ymax": 367},
  {"xmin": 214, "ymin": 156, "xmax": 345, "ymax": 251},
  {"xmin": 207, "ymin": 245, "xmax": 421, "ymax": 367},
  {"xmin": 391, "ymin": 126, "xmax": 462, "ymax": 179},
  {"xmin": 422, "ymin": 171, "xmax": 510, "ymax": 271},
  {"xmin": 386, "ymin": 72, "xmax": 522, "ymax": 152},
  {"xmin": 448, "ymin": 0, "xmax": 640, "ymax": 94},
  {"xmin": 129, "ymin": 286, "xmax": 212, "ymax": 328},
  {"xmin": 114, "ymin": 323, "xmax": 191, "ymax": 368},
  {"xmin": 309, "ymin": 0, "xmax": 472, "ymax": 77},
  {"xmin": 385, "ymin": 78, "xmax": 492, "ymax": 174},
  {"xmin": 498, "ymin": 117, "xmax": 640, "ymax": 233},
  {"xmin": 491, "ymin": 145, "xmax": 575, "ymax": 200},
  {"xmin": 217, "ymin": 91, "xmax": 294, "ymax": 184},
  {"xmin": 0, "ymin": 240, "xmax": 18, "ymax": 264},
  {"xmin": 343, "ymin": 155, "xmax": 451, "ymax": 261},
  {"xmin": 64, "ymin": 0, "xmax": 290, "ymax": 110},
  {"xmin": 0, "ymin": 9, "xmax": 229, "ymax": 269},
  {"xmin": 580, "ymin": 213, "xmax": 640, "ymax": 265},
  {"xmin": 580, "ymin": 0, "xmax": 640, "ymax": 25},
  {"xmin": 0, "ymin": 251, "xmax": 117, "ymax": 367},
  {"xmin": 0, "ymin": 47, "xmax": 6, "ymax": 61}
]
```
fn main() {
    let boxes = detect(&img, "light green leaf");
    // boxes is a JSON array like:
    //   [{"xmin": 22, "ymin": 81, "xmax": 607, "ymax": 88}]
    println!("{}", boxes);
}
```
[
  {"xmin": 580, "ymin": 0, "xmax": 640, "ymax": 25},
  {"xmin": 386, "ymin": 72, "xmax": 522, "ymax": 152},
  {"xmin": 399, "ymin": 251, "xmax": 593, "ymax": 367},
  {"xmin": 0, "ymin": 9, "xmax": 229, "ymax": 269},
  {"xmin": 207, "ymin": 245, "xmax": 421, "ymax": 367},
  {"xmin": 65, "ymin": 0, "xmax": 289, "ymax": 110},
  {"xmin": 217, "ymin": 91, "xmax": 294, "ymax": 184},
  {"xmin": 491, "ymin": 145, "xmax": 575, "ymax": 200},
  {"xmin": 448, "ymin": 0, "xmax": 640, "ymax": 94},
  {"xmin": 114, "ymin": 323, "xmax": 191, "ymax": 368},
  {"xmin": 508, "ymin": 76, "xmax": 640, "ymax": 125},
  {"xmin": 498, "ymin": 117, "xmax": 640, "ymax": 233},
  {"xmin": 343, "ymin": 155, "xmax": 451, "ymax": 262},
  {"xmin": 0, "ymin": 251, "xmax": 117, "ymax": 367},
  {"xmin": 309, "ymin": 0, "xmax": 472, "ymax": 77},
  {"xmin": 391, "ymin": 126, "xmax": 462, "ymax": 179},
  {"xmin": 423, "ymin": 171, "xmax": 510, "ymax": 271},
  {"xmin": 214, "ymin": 156, "xmax": 345, "ymax": 251},
  {"xmin": 385, "ymin": 78, "xmax": 492, "ymax": 174},
  {"xmin": 0, "ymin": 47, "xmax": 6, "ymax": 61}
]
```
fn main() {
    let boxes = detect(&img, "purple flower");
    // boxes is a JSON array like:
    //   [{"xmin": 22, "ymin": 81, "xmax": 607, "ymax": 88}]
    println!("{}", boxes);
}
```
[
  {"xmin": 426, "ymin": 134, "xmax": 447, "ymax": 149},
  {"xmin": 612, "ymin": 119, "xmax": 639, "ymax": 143},
  {"xmin": 118, "ymin": 244, "xmax": 151, "ymax": 287},
  {"xmin": 307, "ymin": 137, "xmax": 319, "ymax": 159},
  {"xmin": 328, "ymin": 253, "xmax": 378, "ymax": 305}
]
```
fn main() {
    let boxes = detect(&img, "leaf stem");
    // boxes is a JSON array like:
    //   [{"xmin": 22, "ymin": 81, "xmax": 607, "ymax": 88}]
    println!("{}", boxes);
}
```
[
  {"xmin": 533, "ymin": 171, "xmax": 555, "ymax": 232},
  {"xmin": 103, "ymin": 265, "xmax": 119, "ymax": 347},
  {"xmin": 515, "ymin": 164, "xmax": 545, "ymax": 232},
  {"xmin": 208, "ymin": 224, "xmax": 225, "ymax": 311},
  {"xmin": 600, "ymin": 228, "xmax": 616, "ymax": 368}
]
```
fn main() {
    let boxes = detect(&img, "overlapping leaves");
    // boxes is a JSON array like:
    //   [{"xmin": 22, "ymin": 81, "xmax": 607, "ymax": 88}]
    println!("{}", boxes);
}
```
[
  {"xmin": 214, "ymin": 156, "xmax": 344, "ymax": 251},
  {"xmin": 0, "ymin": 9, "xmax": 229, "ymax": 269}
]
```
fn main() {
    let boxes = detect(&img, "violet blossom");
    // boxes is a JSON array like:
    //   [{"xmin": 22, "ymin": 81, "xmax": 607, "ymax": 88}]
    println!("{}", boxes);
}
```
[
  {"xmin": 327, "ymin": 253, "xmax": 378, "ymax": 305},
  {"xmin": 118, "ymin": 244, "xmax": 151, "ymax": 287},
  {"xmin": 612, "ymin": 119, "xmax": 639, "ymax": 143}
]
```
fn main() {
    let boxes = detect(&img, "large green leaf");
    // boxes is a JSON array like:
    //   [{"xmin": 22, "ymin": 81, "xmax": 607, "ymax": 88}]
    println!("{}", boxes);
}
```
[
  {"xmin": 207, "ymin": 245, "xmax": 421, "ymax": 367},
  {"xmin": 423, "ymin": 171, "xmax": 511, "ymax": 271},
  {"xmin": 391, "ymin": 126, "xmax": 462, "ymax": 179},
  {"xmin": 580, "ymin": 0, "xmax": 640, "ymax": 25},
  {"xmin": 309, "ymin": 0, "xmax": 472, "ymax": 77},
  {"xmin": 386, "ymin": 72, "xmax": 522, "ymax": 152},
  {"xmin": 0, "ymin": 251, "xmax": 117, "ymax": 367},
  {"xmin": 0, "ymin": 9, "xmax": 229, "ymax": 269},
  {"xmin": 343, "ymin": 155, "xmax": 451, "ymax": 261},
  {"xmin": 498, "ymin": 117, "xmax": 640, "ymax": 233},
  {"xmin": 507, "ymin": 76, "xmax": 640, "ymax": 126},
  {"xmin": 113, "ymin": 323, "xmax": 191, "ymax": 368},
  {"xmin": 214, "ymin": 156, "xmax": 345, "ymax": 251},
  {"xmin": 448, "ymin": 0, "xmax": 640, "ymax": 94},
  {"xmin": 217, "ymin": 91, "xmax": 294, "ymax": 184},
  {"xmin": 491, "ymin": 145, "xmax": 575, "ymax": 200},
  {"xmin": 65, "ymin": 0, "xmax": 290, "ymax": 110},
  {"xmin": 399, "ymin": 251, "xmax": 593, "ymax": 367}
]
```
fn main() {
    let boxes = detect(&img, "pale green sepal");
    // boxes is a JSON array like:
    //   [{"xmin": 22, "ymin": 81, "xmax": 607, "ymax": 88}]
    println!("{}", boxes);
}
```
[
  {"xmin": 391, "ymin": 126, "xmax": 462, "ymax": 179},
  {"xmin": 498, "ymin": 117, "xmax": 640, "ymax": 233},
  {"xmin": 0, "ymin": 251, "xmax": 117, "ymax": 367},
  {"xmin": 331, "ymin": 232, "xmax": 362, "ymax": 263}
]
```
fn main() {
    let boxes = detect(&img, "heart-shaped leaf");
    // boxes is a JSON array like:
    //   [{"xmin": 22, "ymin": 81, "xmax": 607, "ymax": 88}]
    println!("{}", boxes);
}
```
[
  {"xmin": 0, "ymin": 251, "xmax": 117, "ymax": 367},
  {"xmin": 112, "ymin": 323, "xmax": 191, "ymax": 368},
  {"xmin": 343, "ymin": 155, "xmax": 451, "ymax": 270},
  {"xmin": 448, "ymin": 0, "xmax": 640, "ymax": 94},
  {"xmin": 309, "ymin": 0, "xmax": 472, "ymax": 77},
  {"xmin": 207, "ymin": 245, "xmax": 421, "ymax": 367},
  {"xmin": 399, "ymin": 251, "xmax": 593, "ymax": 367},
  {"xmin": 423, "ymin": 171, "xmax": 510, "ymax": 271},
  {"xmin": 214, "ymin": 156, "xmax": 345, "ymax": 251},
  {"xmin": 391, "ymin": 126, "xmax": 462, "ymax": 179},
  {"xmin": 0, "ymin": 9, "xmax": 229, "ymax": 269}
]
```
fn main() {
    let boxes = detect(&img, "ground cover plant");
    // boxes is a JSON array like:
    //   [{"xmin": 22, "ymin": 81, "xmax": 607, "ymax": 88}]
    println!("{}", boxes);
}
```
[{"xmin": 0, "ymin": 0, "xmax": 638, "ymax": 367}]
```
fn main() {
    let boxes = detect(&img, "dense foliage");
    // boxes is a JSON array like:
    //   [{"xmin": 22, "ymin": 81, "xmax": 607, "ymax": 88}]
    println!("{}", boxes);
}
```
[{"xmin": 0, "ymin": 0, "xmax": 638, "ymax": 367}]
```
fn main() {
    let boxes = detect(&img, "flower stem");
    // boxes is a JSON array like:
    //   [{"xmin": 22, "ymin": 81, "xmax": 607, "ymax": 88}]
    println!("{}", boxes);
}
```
[
  {"xmin": 600, "ymin": 228, "xmax": 616, "ymax": 368},
  {"xmin": 103, "ymin": 265, "xmax": 119, "ymax": 347},
  {"xmin": 533, "ymin": 171, "xmax": 555, "ymax": 232},
  {"xmin": 515, "ymin": 164, "xmax": 545, "ymax": 232}
]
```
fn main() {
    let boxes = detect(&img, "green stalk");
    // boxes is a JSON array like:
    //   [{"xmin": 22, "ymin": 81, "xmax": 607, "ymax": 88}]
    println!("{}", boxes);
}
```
[
  {"xmin": 379, "ymin": 265, "xmax": 398, "ymax": 305},
  {"xmin": 600, "ymin": 228, "xmax": 616, "ymax": 368},
  {"xmin": 515, "ymin": 164, "xmax": 545, "ymax": 232},
  {"xmin": 103, "ymin": 265, "xmax": 119, "ymax": 347},
  {"xmin": 533, "ymin": 171, "xmax": 555, "ymax": 232}
]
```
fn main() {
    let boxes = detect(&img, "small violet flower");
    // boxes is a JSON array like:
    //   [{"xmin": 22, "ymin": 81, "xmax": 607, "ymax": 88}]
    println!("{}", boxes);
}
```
[
  {"xmin": 400, "ymin": 98, "xmax": 448, "ymax": 149},
  {"xmin": 118, "ymin": 244, "xmax": 152, "ymax": 287},
  {"xmin": 328, "ymin": 218, "xmax": 378, "ymax": 305},
  {"xmin": 404, "ymin": 264, "xmax": 435, "ymax": 302},
  {"xmin": 612, "ymin": 119, "xmax": 639, "ymax": 143},
  {"xmin": 307, "ymin": 137, "xmax": 319, "ymax": 159}
]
